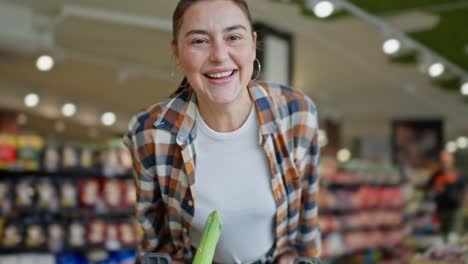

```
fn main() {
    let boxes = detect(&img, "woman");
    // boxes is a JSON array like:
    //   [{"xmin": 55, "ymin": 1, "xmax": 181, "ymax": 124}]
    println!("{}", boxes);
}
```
[{"xmin": 124, "ymin": 0, "xmax": 321, "ymax": 263}]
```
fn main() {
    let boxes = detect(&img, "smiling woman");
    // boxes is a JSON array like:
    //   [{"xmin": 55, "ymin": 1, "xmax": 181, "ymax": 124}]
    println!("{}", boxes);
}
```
[{"xmin": 123, "ymin": 1, "xmax": 321, "ymax": 264}]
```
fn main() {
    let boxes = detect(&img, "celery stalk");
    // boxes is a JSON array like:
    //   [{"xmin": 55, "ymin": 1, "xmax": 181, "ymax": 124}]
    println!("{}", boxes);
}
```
[{"xmin": 192, "ymin": 210, "xmax": 223, "ymax": 264}]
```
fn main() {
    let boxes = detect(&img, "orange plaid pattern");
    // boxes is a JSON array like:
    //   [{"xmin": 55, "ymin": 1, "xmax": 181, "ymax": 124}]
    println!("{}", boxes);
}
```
[{"xmin": 123, "ymin": 81, "xmax": 321, "ymax": 262}]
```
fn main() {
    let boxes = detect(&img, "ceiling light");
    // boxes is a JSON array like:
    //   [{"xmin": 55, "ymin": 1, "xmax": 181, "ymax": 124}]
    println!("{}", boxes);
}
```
[
  {"xmin": 36, "ymin": 55, "xmax": 54, "ymax": 72},
  {"xmin": 337, "ymin": 148, "xmax": 351, "ymax": 163},
  {"xmin": 461, "ymin": 82, "xmax": 468, "ymax": 96},
  {"xmin": 427, "ymin": 62, "xmax": 445, "ymax": 78},
  {"xmin": 24, "ymin": 93, "xmax": 40, "ymax": 108},
  {"xmin": 61, "ymin": 103, "xmax": 77, "ymax": 117},
  {"xmin": 457, "ymin": 136, "xmax": 468, "ymax": 149},
  {"xmin": 382, "ymin": 38, "xmax": 401, "ymax": 55},
  {"xmin": 101, "ymin": 112, "xmax": 116, "ymax": 126},
  {"xmin": 313, "ymin": 1, "xmax": 335, "ymax": 18},
  {"xmin": 446, "ymin": 141, "xmax": 457, "ymax": 153}
]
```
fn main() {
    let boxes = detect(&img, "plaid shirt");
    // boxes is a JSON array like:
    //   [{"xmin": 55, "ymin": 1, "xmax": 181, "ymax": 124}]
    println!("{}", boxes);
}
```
[{"xmin": 123, "ymin": 81, "xmax": 320, "ymax": 263}]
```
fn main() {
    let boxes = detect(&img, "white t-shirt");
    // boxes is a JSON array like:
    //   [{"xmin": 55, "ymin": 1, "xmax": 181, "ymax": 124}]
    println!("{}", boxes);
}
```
[{"xmin": 190, "ymin": 107, "xmax": 276, "ymax": 264}]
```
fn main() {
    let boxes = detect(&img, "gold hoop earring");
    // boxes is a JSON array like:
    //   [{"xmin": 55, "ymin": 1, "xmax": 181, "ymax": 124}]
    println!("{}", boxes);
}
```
[{"xmin": 252, "ymin": 58, "xmax": 262, "ymax": 80}]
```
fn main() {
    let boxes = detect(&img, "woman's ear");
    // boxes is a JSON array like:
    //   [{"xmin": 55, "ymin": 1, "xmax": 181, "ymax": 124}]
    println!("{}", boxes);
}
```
[
  {"xmin": 252, "ymin": 31, "xmax": 257, "ymax": 59},
  {"xmin": 170, "ymin": 40, "xmax": 180, "ymax": 66}
]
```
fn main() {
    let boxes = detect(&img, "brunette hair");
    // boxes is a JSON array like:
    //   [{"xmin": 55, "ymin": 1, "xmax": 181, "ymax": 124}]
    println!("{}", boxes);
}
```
[{"xmin": 172, "ymin": 0, "xmax": 254, "ymax": 45}]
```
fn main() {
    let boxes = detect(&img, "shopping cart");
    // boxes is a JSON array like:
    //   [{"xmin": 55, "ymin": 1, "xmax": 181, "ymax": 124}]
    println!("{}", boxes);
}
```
[{"xmin": 142, "ymin": 253, "xmax": 322, "ymax": 264}]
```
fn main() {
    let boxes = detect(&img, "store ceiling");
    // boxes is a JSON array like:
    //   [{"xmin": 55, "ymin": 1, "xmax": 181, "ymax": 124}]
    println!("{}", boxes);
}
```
[{"xmin": 0, "ymin": 0, "xmax": 467, "ymax": 146}]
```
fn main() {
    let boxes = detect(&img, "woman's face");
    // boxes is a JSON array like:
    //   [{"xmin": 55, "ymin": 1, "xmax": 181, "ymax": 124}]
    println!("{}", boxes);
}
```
[{"xmin": 172, "ymin": 0, "xmax": 256, "ymax": 106}]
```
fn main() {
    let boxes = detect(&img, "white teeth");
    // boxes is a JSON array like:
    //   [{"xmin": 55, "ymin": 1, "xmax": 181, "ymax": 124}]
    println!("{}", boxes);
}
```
[{"xmin": 207, "ymin": 71, "xmax": 233, "ymax": 79}]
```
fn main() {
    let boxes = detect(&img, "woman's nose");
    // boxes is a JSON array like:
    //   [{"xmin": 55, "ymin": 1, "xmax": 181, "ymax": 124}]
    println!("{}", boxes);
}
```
[{"xmin": 209, "ymin": 40, "xmax": 229, "ymax": 62}]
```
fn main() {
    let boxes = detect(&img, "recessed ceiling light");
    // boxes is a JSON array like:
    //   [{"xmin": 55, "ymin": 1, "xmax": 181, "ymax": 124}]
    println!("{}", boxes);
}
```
[
  {"xmin": 428, "ymin": 62, "xmax": 445, "ymax": 78},
  {"xmin": 382, "ymin": 38, "xmax": 401, "ymax": 55},
  {"xmin": 24, "ymin": 93, "xmax": 40, "ymax": 108},
  {"xmin": 101, "ymin": 112, "xmax": 116, "ymax": 126},
  {"xmin": 62, "ymin": 103, "xmax": 77, "ymax": 117},
  {"xmin": 36, "ymin": 55, "xmax": 54, "ymax": 72},
  {"xmin": 461, "ymin": 82, "xmax": 468, "ymax": 96},
  {"xmin": 313, "ymin": 1, "xmax": 335, "ymax": 18}
]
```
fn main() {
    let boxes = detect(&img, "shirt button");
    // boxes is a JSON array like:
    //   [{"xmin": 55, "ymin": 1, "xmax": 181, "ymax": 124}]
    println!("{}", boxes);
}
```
[{"xmin": 188, "ymin": 200, "xmax": 193, "ymax": 206}]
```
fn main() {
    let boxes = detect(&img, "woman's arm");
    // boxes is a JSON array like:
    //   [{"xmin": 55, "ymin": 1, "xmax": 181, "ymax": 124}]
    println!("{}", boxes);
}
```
[
  {"xmin": 124, "ymin": 129, "xmax": 172, "ymax": 262},
  {"xmin": 295, "ymin": 99, "xmax": 321, "ymax": 257}
]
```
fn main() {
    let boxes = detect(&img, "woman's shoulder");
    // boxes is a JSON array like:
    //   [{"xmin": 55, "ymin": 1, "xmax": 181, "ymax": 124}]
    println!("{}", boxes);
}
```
[
  {"xmin": 126, "ymin": 95, "xmax": 178, "ymax": 135},
  {"xmin": 256, "ymin": 81, "xmax": 318, "ymax": 114}
]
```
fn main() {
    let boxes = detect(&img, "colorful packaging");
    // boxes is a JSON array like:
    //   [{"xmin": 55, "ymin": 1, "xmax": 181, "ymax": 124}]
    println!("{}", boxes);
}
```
[
  {"xmin": 78, "ymin": 179, "xmax": 100, "ymax": 208},
  {"xmin": 15, "ymin": 178, "xmax": 35, "ymax": 209},
  {"xmin": 105, "ymin": 221, "xmax": 120, "ymax": 250},
  {"xmin": 1, "ymin": 220, "xmax": 22, "ymax": 249},
  {"xmin": 0, "ymin": 181, "xmax": 12, "ymax": 214},
  {"xmin": 122, "ymin": 179, "xmax": 136, "ymax": 209},
  {"xmin": 62, "ymin": 145, "xmax": 80, "ymax": 169},
  {"xmin": 43, "ymin": 143, "xmax": 61, "ymax": 172},
  {"xmin": 68, "ymin": 221, "xmax": 86, "ymax": 248},
  {"xmin": 17, "ymin": 134, "xmax": 44, "ymax": 171},
  {"xmin": 25, "ymin": 222, "xmax": 46, "ymax": 249},
  {"xmin": 60, "ymin": 180, "xmax": 78, "ymax": 209},
  {"xmin": 103, "ymin": 179, "xmax": 122, "ymax": 209},
  {"xmin": 0, "ymin": 134, "xmax": 17, "ymax": 170},
  {"xmin": 37, "ymin": 178, "xmax": 59, "ymax": 211},
  {"xmin": 47, "ymin": 222, "xmax": 65, "ymax": 253},
  {"xmin": 87, "ymin": 218, "xmax": 106, "ymax": 246}
]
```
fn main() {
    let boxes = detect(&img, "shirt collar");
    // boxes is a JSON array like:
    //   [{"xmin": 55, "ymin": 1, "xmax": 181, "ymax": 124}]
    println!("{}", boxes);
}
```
[{"xmin": 153, "ymin": 81, "xmax": 279, "ymax": 144}]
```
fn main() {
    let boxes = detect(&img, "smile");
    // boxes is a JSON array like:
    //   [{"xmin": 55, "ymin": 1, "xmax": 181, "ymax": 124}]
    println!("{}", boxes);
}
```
[{"xmin": 205, "ymin": 70, "xmax": 237, "ymax": 79}]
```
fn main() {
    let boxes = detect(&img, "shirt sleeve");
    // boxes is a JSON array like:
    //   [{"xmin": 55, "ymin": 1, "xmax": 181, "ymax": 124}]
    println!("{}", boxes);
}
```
[
  {"xmin": 295, "ymin": 99, "xmax": 321, "ymax": 257},
  {"xmin": 123, "ymin": 124, "xmax": 173, "ymax": 262}
]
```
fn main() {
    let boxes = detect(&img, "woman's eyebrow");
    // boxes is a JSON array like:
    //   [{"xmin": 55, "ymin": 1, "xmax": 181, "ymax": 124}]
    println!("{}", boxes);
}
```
[{"xmin": 184, "ymin": 24, "xmax": 247, "ymax": 38}]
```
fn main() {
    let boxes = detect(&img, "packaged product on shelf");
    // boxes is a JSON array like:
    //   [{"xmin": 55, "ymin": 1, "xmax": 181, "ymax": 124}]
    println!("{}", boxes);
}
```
[
  {"xmin": 37, "ymin": 178, "xmax": 59, "ymax": 211},
  {"xmin": 80, "ymin": 146, "xmax": 93, "ymax": 169},
  {"xmin": 24, "ymin": 220, "xmax": 46, "ymax": 249},
  {"xmin": 43, "ymin": 143, "xmax": 61, "ymax": 173},
  {"xmin": 62, "ymin": 145, "xmax": 80, "ymax": 170},
  {"xmin": 119, "ymin": 221, "xmax": 136, "ymax": 247},
  {"xmin": 59, "ymin": 180, "xmax": 78, "ymax": 209},
  {"xmin": 1, "ymin": 220, "xmax": 22, "ymax": 249},
  {"xmin": 103, "ymin": 179, "xmax": 122, "ymax": 209},
  {"xmin": 0, "ymin": 134, "xmax": 17, "ymax": 170},
  {"xmin": 103, "ymin": 138, "xmax": 131, "ymax": 177},
  {"xmin": 78, "ymin": 178, "xmax": 100, "ymax": 208},
  {"xmin": 0, "ymin": 181, "xmax": 12, "ymax": 214},
  {"xmin": 68, "ymin": 221, "xmax": 86, "ymax": 249},
  {"xmin": 15, "ymin": 178, "xmax": 35, "ymax": 209},
  {"xmin": 47, "ymin": 222, "xmax": 65, "ymax": 253},
  {"xmin": 17, "ymin": 134, "xmax": 44, "ymax": 171},
  {"xmin": 87, "ymin": 218, "xmax": 106, "ymax": 247},
  {"xmin": 105, "ymin": 220, "xmax": 121, "ymax": 250},
  {"xmin": 122, "ymin": 179, "xmax": 136, "ymax": 208},
  {"xmin": 102, "ymin": 148, "xmax": 121, "ymax": 177}
]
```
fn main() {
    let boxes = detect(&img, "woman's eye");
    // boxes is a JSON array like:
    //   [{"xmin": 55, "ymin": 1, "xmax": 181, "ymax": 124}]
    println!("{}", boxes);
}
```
[
  {"xmin": 228, "ymin": 35, "xmax": 242, "ymax": 41},
  {"xmin": 192, "ymin": 39, "xmax": 208, "ymax": 45}
]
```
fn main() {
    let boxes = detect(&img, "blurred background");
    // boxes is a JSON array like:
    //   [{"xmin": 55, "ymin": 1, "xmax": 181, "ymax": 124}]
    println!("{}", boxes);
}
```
[{"xmin": 0, "ymin": 0, "xmax": 467, "ymax": 263}]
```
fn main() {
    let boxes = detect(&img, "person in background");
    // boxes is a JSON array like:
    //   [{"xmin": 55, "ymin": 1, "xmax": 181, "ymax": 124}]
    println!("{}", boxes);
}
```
[
  {"xmin": 427, "ymin": 150, "xmax": 464, "ymax": 239},
  {"xmin": 123, "ymin": 0, "xmax": 321, "ymax": 263}
]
